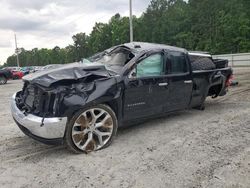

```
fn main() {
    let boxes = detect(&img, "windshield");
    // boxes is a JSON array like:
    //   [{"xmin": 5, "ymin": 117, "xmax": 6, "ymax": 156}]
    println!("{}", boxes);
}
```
[
  {"xmin": 84, "ymin": 47, "xmax": 135, "ymax": 73},
  {"xmin": 82, "ymin": 47, "xmax": 135, "ymax": 74}
]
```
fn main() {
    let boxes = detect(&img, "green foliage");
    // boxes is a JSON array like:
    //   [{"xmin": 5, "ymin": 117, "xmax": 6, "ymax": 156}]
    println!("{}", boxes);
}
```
[{"xmin": 3, "ymin": 0, "xmax": 250, "ymax": 67}]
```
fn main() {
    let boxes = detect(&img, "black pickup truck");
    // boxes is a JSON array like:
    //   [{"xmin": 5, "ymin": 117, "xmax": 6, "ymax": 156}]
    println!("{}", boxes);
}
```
[
  {"xmin": 11, "ymin": 42, "xmax": 232, "ymax": 153},
  {"xmin": 0, "ymin": 69, "xmax": 12, "ymax": 85}
]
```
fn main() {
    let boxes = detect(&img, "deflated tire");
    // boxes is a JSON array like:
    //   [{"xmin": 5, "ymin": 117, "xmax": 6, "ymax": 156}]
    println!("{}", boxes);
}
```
[{"xmin": 65, "ymin": 104, "xmax": 118, "ymax": 153}]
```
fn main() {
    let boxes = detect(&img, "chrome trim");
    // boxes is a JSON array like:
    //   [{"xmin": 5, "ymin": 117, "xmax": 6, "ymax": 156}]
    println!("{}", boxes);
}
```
[
  {"xmin": 159, "ymin": 83, "xmax": 168, "ymax": 87},
  {"xmin": 11, "ymin": 93, "xmax": 67, "ymax": 139},
  {"xmin": 184, "ymin": 80, "xmax": 193, "ymax": 84},
  {"xmin": 188, "ymin": 52, "xmax": 212, "ymax": 58}
]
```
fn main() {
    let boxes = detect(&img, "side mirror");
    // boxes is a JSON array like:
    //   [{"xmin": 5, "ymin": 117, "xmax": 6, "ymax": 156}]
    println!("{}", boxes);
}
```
[{"xmin": 128, "ymin": 68, "xmax": 136, "ymax": 79}]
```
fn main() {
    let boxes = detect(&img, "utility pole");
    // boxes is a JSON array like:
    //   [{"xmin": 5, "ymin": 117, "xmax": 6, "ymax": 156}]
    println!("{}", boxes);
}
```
[
  {"xmin": 129, "ymin": 0, "xmax": 133, "ymax": 42},
  {"xmin": 14, "ymin": 34, "xmax": 20, "ymax": 67}
]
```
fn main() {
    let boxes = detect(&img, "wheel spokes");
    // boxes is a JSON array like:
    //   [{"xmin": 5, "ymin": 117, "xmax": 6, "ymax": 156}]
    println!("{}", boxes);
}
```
[
  {"xmin": 81, "ymin": 132, "xmax": 94, "ymax": 150},
  {"xmin": 103, "ymin": 116, "xmax": 113, "ymax": 129},
  {"xmin": 95, "ymin": 110, "xmax": 106, "ymax": 119},
  {"xmin": 72, "ymin": 108, "xmax": 114, "ymax": 152},
  {"xmin": 73, "ymin": 132, "xmax": 86, "ymax": 144},
  {"xmin": 95, "ymin": 114, "xmax": 112, "ymax": 128},
  {"xmin": 89, "ymin": 109, "xmax": 106, "ymax": 123},
  {"xmin": 94, "ymin": 129, "xmax": 111, "ymax": 145},
  {"xmin": 76, "ymin": 114, "xmax": 88, "ymax": 129}
]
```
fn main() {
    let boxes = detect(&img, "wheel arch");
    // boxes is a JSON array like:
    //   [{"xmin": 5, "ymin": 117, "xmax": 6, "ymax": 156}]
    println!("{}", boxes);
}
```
[
  {"xmin": 63, "ymin": 96, "xmax": 123, "ymax": 125},
  {"xmin": 208, "ymin": 84, "xmax": 223, "ymax": 98}
]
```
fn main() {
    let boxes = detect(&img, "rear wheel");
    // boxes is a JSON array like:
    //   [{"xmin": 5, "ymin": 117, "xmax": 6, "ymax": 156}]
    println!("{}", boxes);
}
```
[
  {"xmin": 65, "ymin": 104, "xmax": 118, "ymax": 153},
  {"xmin": 0, "ymin": 76, "xmax": 7, "ymax": 85}
]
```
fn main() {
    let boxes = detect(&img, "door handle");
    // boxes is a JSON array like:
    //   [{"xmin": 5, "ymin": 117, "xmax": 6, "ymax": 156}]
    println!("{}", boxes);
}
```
[
  {"xmin": 159, "ymin": 83, "xmax": 168, "ymax": 87},
  {"xmin": 184, "ymin": 80, "xmax": 193, "ymax": 84}
]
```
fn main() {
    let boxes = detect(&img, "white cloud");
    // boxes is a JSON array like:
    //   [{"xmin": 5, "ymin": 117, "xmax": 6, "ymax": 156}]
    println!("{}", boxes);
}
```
[{"xmin": 0, "ymin": 0, "xmax": 151, "ymax": 65}]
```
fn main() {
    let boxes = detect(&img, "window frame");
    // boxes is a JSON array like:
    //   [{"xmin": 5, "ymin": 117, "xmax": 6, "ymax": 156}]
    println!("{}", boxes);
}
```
[
  {"xmin": 128, "ymin": 51, "xmax": 167, "ymax": 79},
  {"xmin": 166, "ymin": 51, "xmax": 190, "ymax": 75}
]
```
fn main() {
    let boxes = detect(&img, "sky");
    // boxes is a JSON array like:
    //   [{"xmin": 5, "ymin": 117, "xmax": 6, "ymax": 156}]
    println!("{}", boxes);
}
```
[{"xmin": 0, "ymin": 0, "xmax": 151, "ymax": 65}]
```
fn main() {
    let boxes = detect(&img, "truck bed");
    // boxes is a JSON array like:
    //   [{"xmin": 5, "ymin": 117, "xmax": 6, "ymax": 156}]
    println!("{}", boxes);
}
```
[{"xmin": 190, "ymin": 67, "xmax": 233, "ymax": 108}]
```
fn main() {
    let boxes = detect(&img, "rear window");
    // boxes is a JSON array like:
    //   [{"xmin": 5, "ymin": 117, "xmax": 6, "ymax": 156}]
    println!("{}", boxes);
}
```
[{"xmin": 168, "ymin": 52, "xmax": 188, "ymax": 74}]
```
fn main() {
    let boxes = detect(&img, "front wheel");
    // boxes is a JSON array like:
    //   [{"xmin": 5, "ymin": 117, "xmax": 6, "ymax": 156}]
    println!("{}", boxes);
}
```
[{"xmin": 65, "ymin": 104, "xmax": 118, "ymax": 153}]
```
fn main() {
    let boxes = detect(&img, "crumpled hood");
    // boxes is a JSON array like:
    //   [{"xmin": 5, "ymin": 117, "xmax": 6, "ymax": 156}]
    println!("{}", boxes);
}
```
[{"xmin": 23, "ymin": 62, "xmax": 110, "ymax": 87}]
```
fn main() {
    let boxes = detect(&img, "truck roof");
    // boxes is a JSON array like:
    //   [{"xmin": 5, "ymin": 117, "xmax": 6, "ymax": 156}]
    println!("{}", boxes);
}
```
[{"xmin": 122, "ymin": 42, "xmax": 187, "ymax": 53}]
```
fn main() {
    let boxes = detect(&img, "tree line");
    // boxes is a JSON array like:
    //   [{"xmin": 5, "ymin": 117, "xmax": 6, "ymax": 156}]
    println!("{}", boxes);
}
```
[{"xmin": 3, "ymin": 0, "xmax": 250, "ymax": 67}]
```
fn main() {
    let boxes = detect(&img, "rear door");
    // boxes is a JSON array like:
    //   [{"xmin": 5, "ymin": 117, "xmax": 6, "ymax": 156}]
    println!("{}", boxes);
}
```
[
  {"xmin": 164, "ymin": 51, "xmax": 193, "ymax": 112},
  {"xmin": 123, "ymin": 52, "xmax": 169, "ymax": 120}
]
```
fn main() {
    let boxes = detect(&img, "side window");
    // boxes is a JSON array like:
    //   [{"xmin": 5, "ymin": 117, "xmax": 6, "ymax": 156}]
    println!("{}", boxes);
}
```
[
  {"xmin": 136, "ymin": 54, "xmax": 164, "ymax": 78},
  {"xmin": 168, "ymin": 52, "xmax": 188, "ymax": 74}
]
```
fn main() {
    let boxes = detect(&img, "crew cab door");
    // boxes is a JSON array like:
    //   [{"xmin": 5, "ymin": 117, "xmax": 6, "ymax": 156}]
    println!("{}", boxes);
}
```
[
  {"xmin": 123, "ymin": 52, "xmax": 169, "ymax": 120},
  {"xmin": 164, "ymin": 51, "xmax": 193, "ymax": 111}
]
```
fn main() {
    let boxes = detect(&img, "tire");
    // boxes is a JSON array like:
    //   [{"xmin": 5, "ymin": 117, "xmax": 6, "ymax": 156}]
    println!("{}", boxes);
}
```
[
  {"xmin": 0, "ymin": 76, "xmax": 7, "ymax": 85},
  {"xmin": 191, "ymin": 57, "xmax": 216, "ymax": 71},
  {"xmin": 13, "ymin": 75, "xmax": 19, "ymax": 80},
  {"xmin": 65, "ymin": 104, "xmax": 118, "ymax": 153},
  {"xmin": 193, "ymin": 104, "xmax": 205, "ymax": 111}
]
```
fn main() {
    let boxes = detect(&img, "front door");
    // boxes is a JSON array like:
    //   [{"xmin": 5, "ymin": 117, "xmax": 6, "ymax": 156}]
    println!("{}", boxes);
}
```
[{"xmin": 123, "ymin": 52, "xmax": 169, "ymax": 121}]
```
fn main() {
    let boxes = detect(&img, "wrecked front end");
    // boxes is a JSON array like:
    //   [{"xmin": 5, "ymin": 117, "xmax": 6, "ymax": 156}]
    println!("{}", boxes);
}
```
[
  {"xmin": 11, "ymin": 63, "xmax": 119, "ymax": 145},
  {"xmin": 11, "ymin": 84, "xmax": 68, "ymax": 145}
]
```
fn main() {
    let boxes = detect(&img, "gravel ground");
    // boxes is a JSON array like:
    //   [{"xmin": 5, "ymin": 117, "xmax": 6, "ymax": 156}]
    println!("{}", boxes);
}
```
[{"xmin": 0, "ymin": 68, "xmax": 249, "ymax": 188}]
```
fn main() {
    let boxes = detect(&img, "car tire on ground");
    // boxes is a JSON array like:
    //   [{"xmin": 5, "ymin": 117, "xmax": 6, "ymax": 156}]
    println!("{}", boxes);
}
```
[
  {"xmin": 191, "ymin": 57, "xmax": 216, "ymax": 71},
  {"xmin": 0, "ymin": 76, "xmax": 7, "ymax": 85},
  {"xmin": 65, "ymin": 104, "xmax": 118, "ymax": 153},
  {"xmin": 13, "ymin": 76, "xmax": 19, "ymax": 80},
  {"xmin": 193, "ymin": 104, "xmax": 205, "ymax": 111}
]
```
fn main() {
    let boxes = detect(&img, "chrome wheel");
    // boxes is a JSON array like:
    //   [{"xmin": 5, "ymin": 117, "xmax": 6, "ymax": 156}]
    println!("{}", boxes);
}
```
[{"xmin": 71, "ymin": 108, "xmax": 114, "ymax": 152}]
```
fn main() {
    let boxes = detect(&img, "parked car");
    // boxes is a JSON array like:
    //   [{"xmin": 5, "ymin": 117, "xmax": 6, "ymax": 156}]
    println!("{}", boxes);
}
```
[
  {"xmin": 4, "ymin": 66, "xmax": 33, "ymax": 76},
  {"xmin": 33, "ymin": 66, "xmax": 43, "ymax": 72},
  {"xmin": 4, "ymin": 66, "xmax": 21, "ymax": 71},
  {"xmin": 11, "ymin": 42, "xmax": 233, "ymax": 153},
  {"xmin": 4, "ymin": 67, "xmax": 23, "ymax": 79},
  {"xmin": 41, "ymin": 64, "xmax": 63, "ymax": 71},
  {"xmin": 0, "ymin": 69, "xmax": 12, "ymax": 85},
  {"xmin": 11, "ymin": 70, "xmax": 24, "ymax": 80},
  {"xmin": 20, "ymin": 67, "xmax": 31, "ymax": 75}
]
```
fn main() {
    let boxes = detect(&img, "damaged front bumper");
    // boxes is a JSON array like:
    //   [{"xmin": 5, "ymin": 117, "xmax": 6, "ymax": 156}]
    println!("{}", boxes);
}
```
[{"xmin": 11, "ymin": 93, "xmax": 67, "ymax": 145}]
